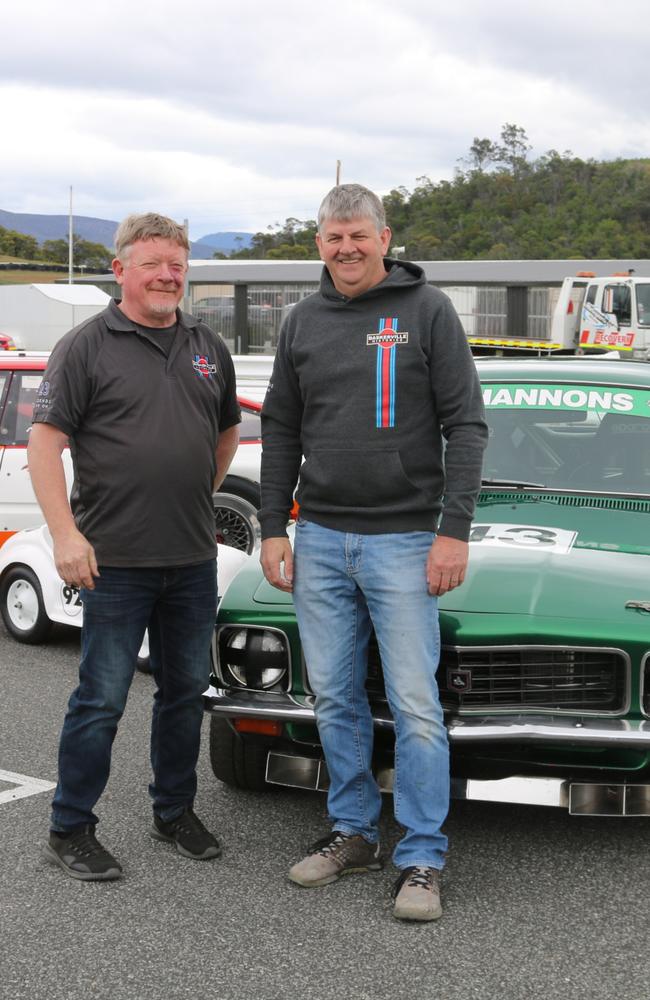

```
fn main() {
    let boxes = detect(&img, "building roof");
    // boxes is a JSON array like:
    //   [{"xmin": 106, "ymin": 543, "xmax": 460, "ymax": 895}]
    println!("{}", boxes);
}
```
[
  {"xmin": 30, "ymin": 283, "xmax": 110, "ymax": 304},
  {"xmin": 77, "ymin": 258, "xmax": 650, "ymax": 287}
]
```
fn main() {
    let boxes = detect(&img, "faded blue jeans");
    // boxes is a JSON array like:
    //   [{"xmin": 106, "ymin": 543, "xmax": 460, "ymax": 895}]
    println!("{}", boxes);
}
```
[
  {"xmin": 292, "ymin": 520, "xmax": 449, "ymax": 870},
  {"xmin": 50, "ymin": 560, "xmax": 217, "ymax": 832}
]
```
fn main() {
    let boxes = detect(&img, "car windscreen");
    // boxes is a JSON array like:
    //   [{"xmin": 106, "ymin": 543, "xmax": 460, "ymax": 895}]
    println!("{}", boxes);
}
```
[{"xmin": 481, "ymin": 382, "xmax": 650, "ymax": 495}]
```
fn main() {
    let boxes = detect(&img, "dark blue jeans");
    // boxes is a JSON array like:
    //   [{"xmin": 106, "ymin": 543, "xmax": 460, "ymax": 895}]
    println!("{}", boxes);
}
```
[{"xmin": 50, "ymin": 560, "xmax": 217, "ymax": 832}]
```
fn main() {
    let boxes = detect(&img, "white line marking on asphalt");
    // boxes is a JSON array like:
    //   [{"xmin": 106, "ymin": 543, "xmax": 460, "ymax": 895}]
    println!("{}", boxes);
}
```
[{"xmin": 0, "ymin": 769, "xmax": 56, "ymax": 804}]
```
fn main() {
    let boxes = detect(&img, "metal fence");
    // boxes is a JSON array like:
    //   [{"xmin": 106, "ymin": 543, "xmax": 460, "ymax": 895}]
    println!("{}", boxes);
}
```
[
  {"xmin": 84, "ymin": 276, "xmax": 559, "ymax": 351},
  {"xmin": 190, "ymin": 282, "xmax": 319, "ymax": 353}
]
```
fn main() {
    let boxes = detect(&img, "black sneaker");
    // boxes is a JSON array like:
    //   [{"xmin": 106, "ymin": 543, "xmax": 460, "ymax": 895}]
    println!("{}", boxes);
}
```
[
  {"xmin": 151, "ymin": 808, "xmax": 221, "ymax": 860},
  {"xmin": 44, "ymin": 826, "xmax": 122, "ymax": 881}
]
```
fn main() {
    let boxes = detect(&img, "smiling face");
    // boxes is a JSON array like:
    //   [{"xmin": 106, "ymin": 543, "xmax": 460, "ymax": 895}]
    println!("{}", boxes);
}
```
[
  {"xmin": 112, "ymin": 237, "xmax": 188, "ymax": 327},
  {"xmin": 315, "ymin": 215, "xmax": 391, "ymax": 298}
]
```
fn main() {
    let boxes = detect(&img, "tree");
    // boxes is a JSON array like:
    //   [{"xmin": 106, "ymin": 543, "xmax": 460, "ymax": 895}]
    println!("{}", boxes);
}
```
[
  {"xmin": 495, "ymin": 123, "xmax": 531, "ymax": 175},
  {"xmin": 229, "ymin": 218, "xmax": 319, "ymax": 260},
  {"xmin": 41, "ymin": 234, "xmax": 112, "ymax": 268},
  {"xmin": 466, "ymin": 137, "xmax": 500, "ymax": 173},
  {"xmin": 0, "ymin": 226, "xmax": 39, "ymax": 259}
]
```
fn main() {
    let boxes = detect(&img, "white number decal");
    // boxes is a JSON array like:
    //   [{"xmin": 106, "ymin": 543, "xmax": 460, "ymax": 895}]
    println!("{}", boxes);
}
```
[
  {"xmin": 470, "ymin": 524, "xmax": 577, "ymax": 554},
  {"xmin": 60, "ymin": 584, "xmax": 83, "ymax": 617}
]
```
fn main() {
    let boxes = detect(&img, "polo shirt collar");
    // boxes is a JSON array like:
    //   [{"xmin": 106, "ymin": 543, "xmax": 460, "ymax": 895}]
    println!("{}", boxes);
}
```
[{"xmin": 106, "ymin": 298, "xmax": 200, "ymax": 333}]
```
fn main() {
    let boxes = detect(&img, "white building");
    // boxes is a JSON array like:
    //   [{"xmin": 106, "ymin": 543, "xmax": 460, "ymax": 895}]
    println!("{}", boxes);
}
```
[{"xmin": 0, "ymin": 284, "xmax": 110, "ymax": 351}]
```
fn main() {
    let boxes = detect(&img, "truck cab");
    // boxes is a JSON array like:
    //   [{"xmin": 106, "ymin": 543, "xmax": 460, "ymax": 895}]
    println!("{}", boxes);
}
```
[{"xmin": 553, "ymin": 273, "xmax": 650, "ymax": 360}]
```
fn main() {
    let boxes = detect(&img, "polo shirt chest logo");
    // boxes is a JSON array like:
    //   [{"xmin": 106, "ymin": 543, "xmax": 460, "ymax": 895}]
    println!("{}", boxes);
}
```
[
  {"xmin": 192, "ymin": 354, "xmax": 217, "ymax": 379},
  {"xmin": 366, "ymin": 318, "xmax": 408, "ymax": 429}
]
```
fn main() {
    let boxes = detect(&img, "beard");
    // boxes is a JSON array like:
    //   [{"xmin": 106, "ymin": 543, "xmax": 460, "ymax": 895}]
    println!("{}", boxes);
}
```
[{"xmin": 148, "ymin": 300, "xmax": 179, "ymax": 316}]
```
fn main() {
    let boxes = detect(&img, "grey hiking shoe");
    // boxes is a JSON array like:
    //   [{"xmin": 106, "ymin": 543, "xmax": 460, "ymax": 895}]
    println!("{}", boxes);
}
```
[
  {"xmin": 44, "ymin": 825, "xmax": 122, "ymax": 882},
  {"xmin": 289, "ymin": 830, "xmax": 382, "ymax": 887},
  {"xmin": 392, "ymin": 866, "xmax": 442, "ymax": 921}
]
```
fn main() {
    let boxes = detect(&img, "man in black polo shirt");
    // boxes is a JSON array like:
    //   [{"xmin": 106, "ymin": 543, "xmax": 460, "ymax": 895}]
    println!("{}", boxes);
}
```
[{"xmin": 28, "ymin": 213, "xmax": 241, "ymax": 881}]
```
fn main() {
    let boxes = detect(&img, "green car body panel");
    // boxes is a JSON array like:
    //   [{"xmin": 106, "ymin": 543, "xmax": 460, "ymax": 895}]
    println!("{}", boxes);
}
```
[{"xmin": 207, "ymin": 360, "xmax": 650, "ymax": 813}]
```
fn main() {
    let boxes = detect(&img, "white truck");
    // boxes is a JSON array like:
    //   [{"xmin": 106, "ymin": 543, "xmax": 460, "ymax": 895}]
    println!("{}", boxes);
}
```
[{"xmin": 465, "ymin": 272, "xmax": 650, "ymax": 360}]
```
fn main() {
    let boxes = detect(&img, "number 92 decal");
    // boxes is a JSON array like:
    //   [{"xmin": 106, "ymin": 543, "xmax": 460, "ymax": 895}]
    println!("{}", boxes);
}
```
[
  {"xmin": 60, "ymin": 583, "xmax": 83, "ymax": 617},
  {"xmin": 469, "ymin": 523, "xmax": 577, "ymax": 554}
]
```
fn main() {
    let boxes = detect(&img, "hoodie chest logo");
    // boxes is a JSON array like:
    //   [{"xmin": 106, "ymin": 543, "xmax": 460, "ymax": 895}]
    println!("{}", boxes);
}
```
[{"xmin": 367, "ymin": 318, "xmax": 408, "ymax": 428}]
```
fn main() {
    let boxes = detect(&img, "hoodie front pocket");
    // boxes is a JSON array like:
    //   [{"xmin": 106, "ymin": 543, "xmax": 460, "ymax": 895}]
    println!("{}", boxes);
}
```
[{"xmin": 298, "ymin": 449, "xmax": 420, "ymax": 509}]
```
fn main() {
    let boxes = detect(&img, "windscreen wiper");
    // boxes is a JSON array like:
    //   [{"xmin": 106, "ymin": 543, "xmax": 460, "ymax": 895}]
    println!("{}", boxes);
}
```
[{"xmin": 481, "ymin": 477, "xmax": 546, "ymax": 489}]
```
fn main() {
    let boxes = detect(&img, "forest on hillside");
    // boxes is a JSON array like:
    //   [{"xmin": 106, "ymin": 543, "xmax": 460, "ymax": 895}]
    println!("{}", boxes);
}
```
[
  {"xmin": 227, "ymin": 125, "xmax": 650, "ymax": 261},
  {"xmin": 0, "ymin": 229, "xmax": 112, "ymax": 268}
]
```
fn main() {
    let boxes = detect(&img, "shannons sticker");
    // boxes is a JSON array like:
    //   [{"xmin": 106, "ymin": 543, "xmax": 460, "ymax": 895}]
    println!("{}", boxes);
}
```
[
  {"xmin": 469, "ymin": 524, "xmax": 577, "ymax": 554},
  {"xmin": 482, "ymin": 384, "xmax": 650, "ymax": 417}
]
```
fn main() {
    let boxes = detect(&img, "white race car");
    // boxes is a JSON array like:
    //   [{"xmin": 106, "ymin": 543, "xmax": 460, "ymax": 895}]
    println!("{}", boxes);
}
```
[
  {"xmin": 0, "ymin": 351, "xmax": 268, "ymax": 556},
  {"xmin": 0, "ymin": 525, "xmax": 252, "ymax": 655}
]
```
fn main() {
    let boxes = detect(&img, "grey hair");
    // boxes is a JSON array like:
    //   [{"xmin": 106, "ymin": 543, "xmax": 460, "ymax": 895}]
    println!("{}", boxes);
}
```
[
  {"xmin": 114, "ymin": 213, "xmax": 189, "ymax": 259},
  {"xmin": 317, "ymin": 183, "xmax": 386, "ymax": 235}
]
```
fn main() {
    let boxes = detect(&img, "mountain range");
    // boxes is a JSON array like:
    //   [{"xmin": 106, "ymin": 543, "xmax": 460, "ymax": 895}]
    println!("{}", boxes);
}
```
[{"xmin": 0, "ymin": 209, "xmax": 253, "ymax": 257}]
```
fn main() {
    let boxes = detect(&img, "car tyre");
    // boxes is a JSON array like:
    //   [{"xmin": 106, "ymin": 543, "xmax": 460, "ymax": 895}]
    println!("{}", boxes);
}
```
[
  {"xmin": 0, "ymin": 565, "xmax": 52, "ymax": 644},
  {"xmin": 213, "ymin": 491, "xmax": 260, "ymax": 555},
  {"xmin": 208, "ymin": 715, "xmax": 271, "ymax": 792}
]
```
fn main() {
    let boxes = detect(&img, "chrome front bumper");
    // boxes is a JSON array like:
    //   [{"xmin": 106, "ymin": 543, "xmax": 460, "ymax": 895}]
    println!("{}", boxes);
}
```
[
  {"xmin": 203, "ymin": 685, "xmax": 650, "ymax": 748},
  {"xmin": 203, "ymin": 686, "xmax": 650, "ymax": 815}
]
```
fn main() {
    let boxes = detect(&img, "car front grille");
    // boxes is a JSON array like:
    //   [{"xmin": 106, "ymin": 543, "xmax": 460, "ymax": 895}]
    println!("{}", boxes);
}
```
[{"xmin": 365, "ymin": 642, "xmax": 628, "ymax": 715}]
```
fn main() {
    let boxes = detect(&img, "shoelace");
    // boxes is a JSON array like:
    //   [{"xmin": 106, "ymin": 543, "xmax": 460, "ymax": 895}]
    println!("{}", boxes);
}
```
[
  {"xmin": 309, "ymin": 832, "xmax": 352, "ymax": 858},
  {"xmin": 393, "ymin": 865, "xmax": 437, "ymax": 896},
  {"xmin": 169, "ymin": 810, "xmax": 206, "ymax": 837},
  {"xmin": 66, "ymin": 827, "xmax": 105, "ymax": 859},
  {"xmin": 405, "ymin": 867, "xmax": 435, "ymax": 889}
]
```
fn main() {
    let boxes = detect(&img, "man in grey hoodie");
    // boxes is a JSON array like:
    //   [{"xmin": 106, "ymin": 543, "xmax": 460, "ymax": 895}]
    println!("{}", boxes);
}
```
[{"xmin": 259, "ymin": 183, "xmax": 487, "ymax": 921}]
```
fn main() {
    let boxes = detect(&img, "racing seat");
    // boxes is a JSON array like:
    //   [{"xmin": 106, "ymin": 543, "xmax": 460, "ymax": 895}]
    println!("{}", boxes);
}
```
[{"xmin": 565, "ymin": 412, "xmax": 650, "ymax": 491}]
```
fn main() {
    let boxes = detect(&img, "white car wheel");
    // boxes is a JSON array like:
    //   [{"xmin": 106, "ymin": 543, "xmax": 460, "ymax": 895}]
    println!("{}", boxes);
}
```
[{"xmin": 0, "ymin": 566, "xmax": 52, "ymax": 644}]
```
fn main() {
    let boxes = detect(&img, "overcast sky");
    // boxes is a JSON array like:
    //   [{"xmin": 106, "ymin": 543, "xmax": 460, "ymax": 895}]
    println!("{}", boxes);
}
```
[{"xmin": 4, "ymin": 0, "xmax": 650, "ymax": 240}]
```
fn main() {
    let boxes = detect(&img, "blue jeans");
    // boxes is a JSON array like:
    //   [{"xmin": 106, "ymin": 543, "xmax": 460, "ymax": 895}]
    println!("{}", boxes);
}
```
[
  {"xmin": 292, "ymin": 520, "xmax": 449, "ymax": 870},
  {"xmin": 50, "ymin": 560, "xmax": 217, "ymax": 832}
]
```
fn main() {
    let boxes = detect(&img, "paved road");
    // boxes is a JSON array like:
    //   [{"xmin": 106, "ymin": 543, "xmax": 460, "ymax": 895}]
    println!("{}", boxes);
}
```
[{"xmin": 1, "ymin": 624, "xmax": 649, "ymax": 1000}]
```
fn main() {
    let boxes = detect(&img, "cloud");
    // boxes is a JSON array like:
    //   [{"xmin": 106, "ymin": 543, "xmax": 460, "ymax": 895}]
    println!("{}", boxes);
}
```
[{"xmin": 3, "ymin": 0, "xmax": 650, "ymax": 235}]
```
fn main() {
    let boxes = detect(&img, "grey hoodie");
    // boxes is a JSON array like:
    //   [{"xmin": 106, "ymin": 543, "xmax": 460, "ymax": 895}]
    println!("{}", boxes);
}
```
[{"xmin": 259, "ymin": 259, "xmax": 487, "ymax": 541}]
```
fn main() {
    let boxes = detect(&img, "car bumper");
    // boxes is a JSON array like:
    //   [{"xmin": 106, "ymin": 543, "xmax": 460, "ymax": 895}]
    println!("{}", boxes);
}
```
[
  {"xmin": 203, "ymin": 684, "xmax": 650, "ymax": 748},
  {"xmin": 204, "ymin": 686, "xmax": 650, "ymax": 815}
]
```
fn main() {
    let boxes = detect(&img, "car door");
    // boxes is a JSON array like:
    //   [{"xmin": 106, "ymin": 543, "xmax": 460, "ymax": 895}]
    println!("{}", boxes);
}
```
[{"xmin": 0, "ymin": 369, "xmax": 73, "ymax": 541}]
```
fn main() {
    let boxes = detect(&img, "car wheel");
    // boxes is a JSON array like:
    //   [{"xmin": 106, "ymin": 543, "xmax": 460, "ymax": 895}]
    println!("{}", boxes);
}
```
[
  {"xmin": 208, "ymin": 715, "xmax": 271, "ymax": 792},
  {"xmin": 213, "ymin": 492, "xmax": 260, "ymax": 555},
  {"xmin": 0, "ymin": 565, "xmax": 52, "ymax": 644}
]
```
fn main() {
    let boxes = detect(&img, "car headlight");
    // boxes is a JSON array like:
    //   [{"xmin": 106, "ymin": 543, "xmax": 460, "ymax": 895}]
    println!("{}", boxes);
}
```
[{"xmin": 218, "ymin": 626, "xmax": 288, "ymax": 690}]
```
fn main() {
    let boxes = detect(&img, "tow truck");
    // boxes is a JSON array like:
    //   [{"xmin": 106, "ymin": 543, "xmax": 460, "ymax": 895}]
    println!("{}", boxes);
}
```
[{"xmin": 467, "ymin": 272, "xmax": 650, "ymax": 360}]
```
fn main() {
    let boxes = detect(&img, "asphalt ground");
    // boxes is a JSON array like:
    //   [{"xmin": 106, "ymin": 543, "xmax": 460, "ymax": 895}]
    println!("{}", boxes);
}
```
[{"xmin": 1, "ymin": 624, "xmax": 650, "ymax": 1000}]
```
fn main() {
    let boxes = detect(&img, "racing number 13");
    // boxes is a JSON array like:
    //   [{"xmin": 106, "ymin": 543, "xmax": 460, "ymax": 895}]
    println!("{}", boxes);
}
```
[{"xmin": 470, "ymin": 525, "xmax": 565, "ymax": 547}]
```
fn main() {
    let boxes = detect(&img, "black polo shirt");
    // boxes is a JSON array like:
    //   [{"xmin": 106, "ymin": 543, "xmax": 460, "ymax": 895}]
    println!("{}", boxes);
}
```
[{"xmin": 32, "ymin": 299, "xmax": 241, "ymax": 567}]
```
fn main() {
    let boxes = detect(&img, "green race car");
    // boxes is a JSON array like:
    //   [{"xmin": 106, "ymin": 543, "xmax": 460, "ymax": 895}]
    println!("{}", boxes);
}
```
[{"xmin": 205, "ymin": 359, "xmax": 650, "ymax": 817}]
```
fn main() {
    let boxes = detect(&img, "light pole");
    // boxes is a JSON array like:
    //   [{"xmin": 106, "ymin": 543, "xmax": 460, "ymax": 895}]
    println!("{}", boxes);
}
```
[{"xmin": 68, "ymin": 186, "xmax": 73, "ymax": 284}]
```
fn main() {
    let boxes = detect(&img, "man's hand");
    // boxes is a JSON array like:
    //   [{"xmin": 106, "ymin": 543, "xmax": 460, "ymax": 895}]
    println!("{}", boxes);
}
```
[
  {"xmin": 53, "ymin": 527, "xmax": 100, "ymax": 591},
  {"xmin": 426, "ymin": 536, "xmax": 469, "ymax": 596},
  {"xmin": 260, "ymin": 537, "xmax": 294, "ymax": 592}
]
